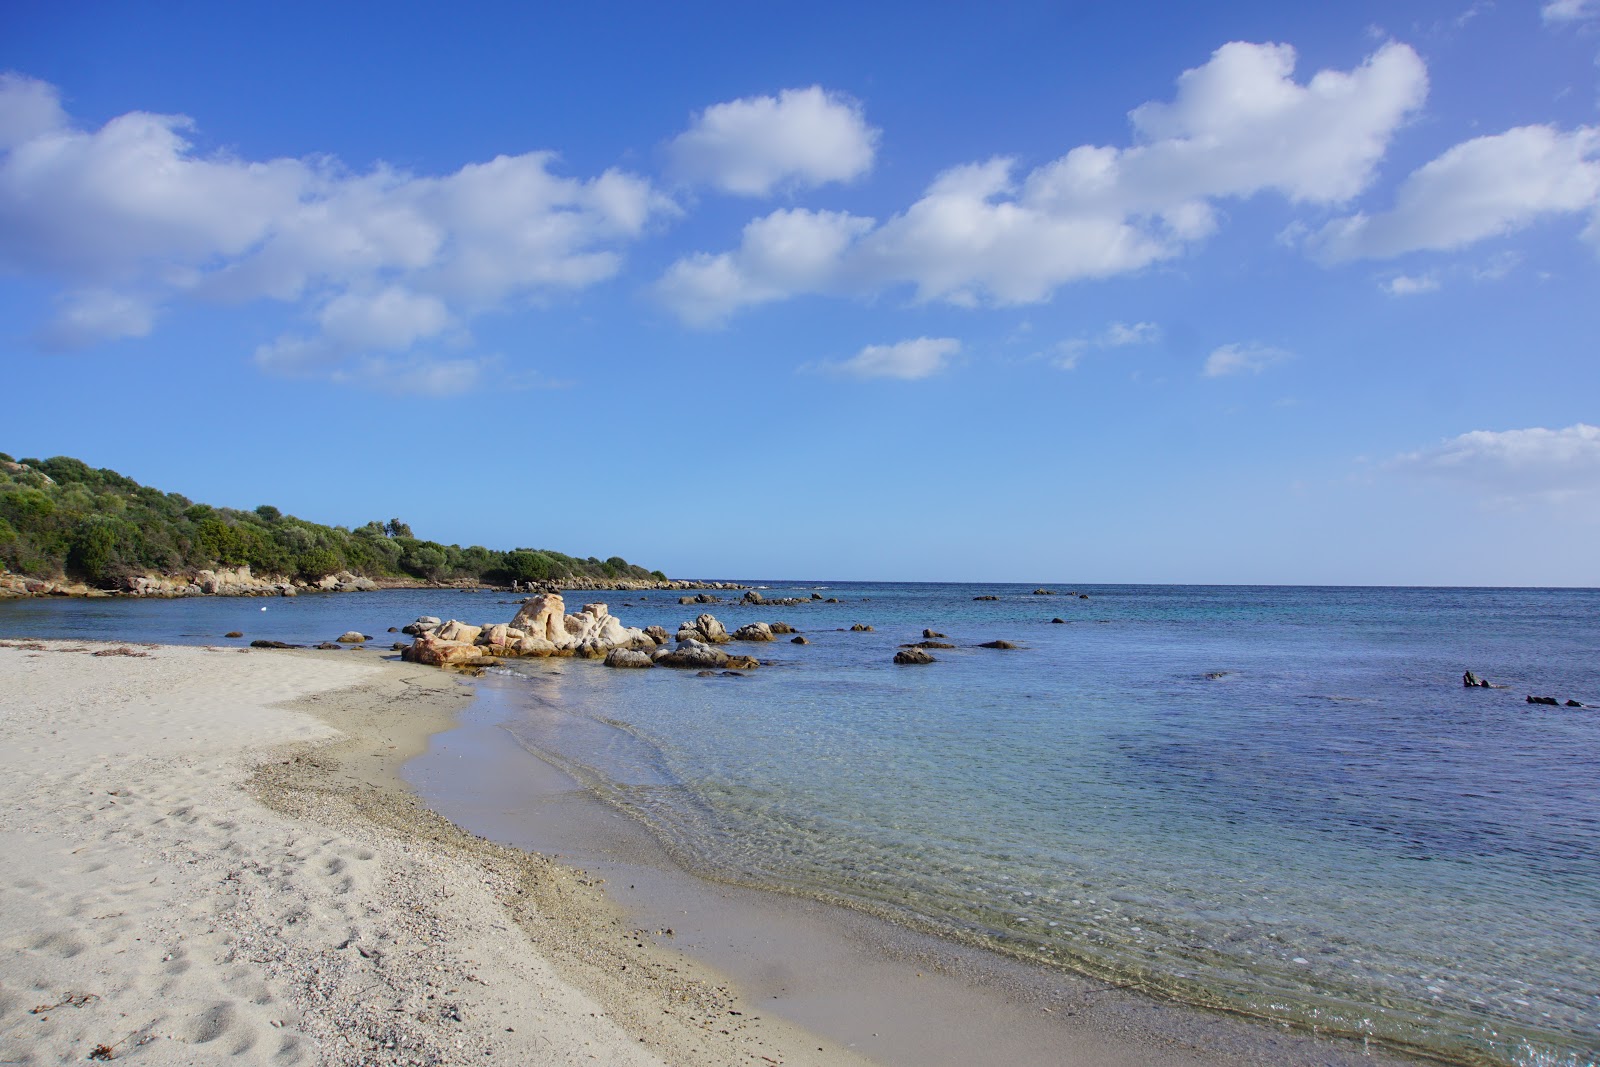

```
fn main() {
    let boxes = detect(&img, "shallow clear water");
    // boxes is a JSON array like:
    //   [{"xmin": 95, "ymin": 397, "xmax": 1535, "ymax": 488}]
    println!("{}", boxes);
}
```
[{"xmin": 5, "ymin": 583, "xmax": 1597, "ymax": 1066}]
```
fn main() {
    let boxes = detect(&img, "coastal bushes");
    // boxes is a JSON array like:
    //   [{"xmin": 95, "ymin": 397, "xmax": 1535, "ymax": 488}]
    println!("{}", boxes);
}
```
[{"xmin": 0, "ymin": 453, "xmax": 663, "ymax": 589}]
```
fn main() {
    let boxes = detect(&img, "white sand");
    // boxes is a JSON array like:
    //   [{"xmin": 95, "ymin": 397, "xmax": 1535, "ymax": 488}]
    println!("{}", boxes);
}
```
[{"xmin": 0, "ymin": 641, "xmax": 857, "ymax": 1066}]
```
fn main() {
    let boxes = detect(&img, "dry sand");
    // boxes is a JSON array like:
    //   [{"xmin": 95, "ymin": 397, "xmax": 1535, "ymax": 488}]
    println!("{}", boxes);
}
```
[{"xmin": 0, "ymin": 640, "xmax": 867, "ymax": 1066}]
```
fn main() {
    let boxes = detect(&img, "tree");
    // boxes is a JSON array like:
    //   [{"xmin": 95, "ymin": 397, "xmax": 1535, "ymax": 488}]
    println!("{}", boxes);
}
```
[{"xmin": 385, "ymin": 518, "xmax": 413, "ymax": 538}]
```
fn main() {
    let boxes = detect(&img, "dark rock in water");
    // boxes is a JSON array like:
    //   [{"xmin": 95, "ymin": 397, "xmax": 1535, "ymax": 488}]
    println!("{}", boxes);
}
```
[
  {"xmin": 902, "ymin": 641, "xmax": 955, "ymax": 649},
  {"xmin": 1463, "ymin": 670, "xmax": 1489, "ymax": 687},
  {"xmin": 644, "ymin": 625, "xmax": 670, "ymax": 645},
  {"xmin": 250, "ymin": 640, "xmax": 301, "ymax": 649},
  {"xmin": 1205, "ymin": 671, "xmax": 1232, "ymax": 680},
  {"xmin": 723, "ymin": 654, "xmax": 761, "ymax": 670},
  {"xmin": 769, "ymin": 622, "xmax": 796, "ymax": 634},
  {"xmin": 791, "ymin": 635, "xmax": 809, "ymax": 644},
  {"xmin": 721, "ymin": 670, "xmax": 746, "ymax": 677},
  {"xmin": 811, "ymin": 593, "xmax": 823, "ymax": 600},
  {"xmin": 1565, "ymin": 699, "xmax": 1584, "ymax": 707},
  {"xmin": 1050, "ymin": 618, "xmax": 1066, "ymax": 624},
  {"xmin": 1527, "ymin": 695, "xmax": 1559, "ymax": 705},
  {"xmin": 850, "ymin": 623, "xmax": 873, "ymax": 632},
  {"xmin": 316, "ymin": 641, "xmax": 342, "ymax": 650},
  {"xmin": 923, "ymin": 628, "xmax": 946, "ymax": 638},
  {"xmin": 387, "ymin": 627, "xmax": 399, "ymax": 633},
  {"xmin": 825, "ymin": 597, "xmax": 840, "ymax": 603},
  {"xmin": 225, "ymin": 631, "xmax": 244, "ymax": 638},
  {"xmin": 894, "ymin": 648, "xmax": 936, "ymax": 665},
  {"xmin": 973, "ymin": 595, "xmax": 999, "ymax": 601},
  {"xmin": 978, "ymin": 640, "xmax": 1018, "ymax": 649},
  {"xmin": 337, "ymin": 631, "xmax": 367, "ymax": 643},
  {"xmin": 1079, "ymin": 594, "xmax": 1090, "ymax": 599},
  {"xmin": 1032, "ymin": 589, "xmax": 1056, "ymax": 595},
  {"xmin": 696, "ymin": 670, "xmax": 718, "ymax": 677},
  {"xmin": 742, "ymin": 590, "xmax": 765, "ymax": 605},
  {"xmin": 392, "ymin": 642, "xmax": 407, "ymax": 651}
]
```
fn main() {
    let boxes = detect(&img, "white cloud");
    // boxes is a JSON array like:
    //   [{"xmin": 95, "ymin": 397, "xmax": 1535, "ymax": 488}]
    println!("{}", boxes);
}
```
[
  {"xmin": 1310, "ymin": 125, "xmax": 1600, "ymax": 261},
  {"xmin": 1542, "ymin": 0, "xmax": 1600, "ymax": 23},
  {"xmin": 1203, "ymin": 342, "xmax": 1291, "ymax": 377},
  {"xmin": 813, "ymin": 337, "xmax": 960, "ymax": 380},
  {"xmin": 667, "ymin": 86, "xmax": 878, "ymax": 197},
  {"xmin": 1052, "ymin": 320, "xmax": 1160, "ymax": 369},
  {"xmin": 1382, "ymin": 272, "xmax": 1440, "ymax": 295},
  {"xmin": 1390, "ymin": 424, "xmax": 1600, "ymax": 502},
  {"xmin": 0, "ymin": 74, "xmax": 675, "ymax": 394},
  {"xmin": 658, "ymin": 41, "xmax": 1427, "ymax": 323},
  {"xmin": 653, "ymin": 208, "xmax": 874, "ymax": 325}
]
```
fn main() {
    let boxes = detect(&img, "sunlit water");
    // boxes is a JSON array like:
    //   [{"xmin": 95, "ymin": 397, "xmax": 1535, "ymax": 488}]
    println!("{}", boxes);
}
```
[{"xmin": 5, "ymin": 583, "xmax": 1597, "ymax": 1065}]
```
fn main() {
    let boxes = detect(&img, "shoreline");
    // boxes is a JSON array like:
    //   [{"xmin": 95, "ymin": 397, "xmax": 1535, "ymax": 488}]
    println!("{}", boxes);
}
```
[{"xmin": 414, "ymin": 669, "xmax": 1431, "ymax": 1067}]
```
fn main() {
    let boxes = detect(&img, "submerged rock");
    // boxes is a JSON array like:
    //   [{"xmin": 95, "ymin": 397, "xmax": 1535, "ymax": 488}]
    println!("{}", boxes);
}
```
[
  {"xmin": 337, "ymin": 631, "xmax": 366, "ymax": 643},
  {"xmin": 923, "ymin": 628, "xmax": 946, "ymax": 638},
  {"xmin": 249, "ymin": 639, "xmax": 300, "ymax": 649},
  {"xmin": 653, "ymin": 640, "xmax": 730, "ymax": 669},
  {"xmin": 790, "ymin": 635, "xmax": 809, "ymax": 645},
  {"xmin": 1527, "ymin": 695, "xmax": 1559, "ymax": 706},
  {"xmin": 1051, "ymin": 618, "xmax": 1066, "ymax": 624},
  {"xmin": 894, "ymin": 648, "xmax": 936, "ymax": 665},
  {"xmin": 978, "ymin": 640, "xmax": 1018, "ymax": 649},
  {"xmin": 850, "ymin": 623, "xmax": 873, "ymax": 632},
  {"xmin": 224, "ymin": 631, "xmax": 244, "ymax": 638}
]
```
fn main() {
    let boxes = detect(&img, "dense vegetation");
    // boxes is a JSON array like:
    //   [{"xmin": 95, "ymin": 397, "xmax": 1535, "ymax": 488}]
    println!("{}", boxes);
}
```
[{"xmin": 0, "ymin": 453, "xmax": 666, "ymax": 589}]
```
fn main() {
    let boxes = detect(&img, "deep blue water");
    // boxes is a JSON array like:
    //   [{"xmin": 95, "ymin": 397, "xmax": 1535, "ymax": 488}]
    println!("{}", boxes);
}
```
[{"xmin": 3, "ymin": 583, "xmax": 1597, "ymax": 1066}]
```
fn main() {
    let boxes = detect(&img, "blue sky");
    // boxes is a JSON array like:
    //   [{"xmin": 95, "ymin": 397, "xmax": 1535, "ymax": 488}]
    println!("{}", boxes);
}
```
[{"xmin": 2, "ymin": 0, "xmax": 1598, "ymax": 584}]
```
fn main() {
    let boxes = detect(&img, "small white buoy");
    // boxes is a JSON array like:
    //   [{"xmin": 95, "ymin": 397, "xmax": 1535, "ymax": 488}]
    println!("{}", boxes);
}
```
[{"xmin": 261, "ymin": 606, "xmax": 267, "ymax": 611}]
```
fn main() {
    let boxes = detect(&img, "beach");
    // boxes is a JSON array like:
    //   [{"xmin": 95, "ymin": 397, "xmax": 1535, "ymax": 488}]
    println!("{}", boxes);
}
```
[
  {"xmin": 0, "ymin": 623, "xmax": 1578, "ymax": 1067},
  {"xmin": 0, "ymin": 640, "xmax": 877, "ymax": 1066}
]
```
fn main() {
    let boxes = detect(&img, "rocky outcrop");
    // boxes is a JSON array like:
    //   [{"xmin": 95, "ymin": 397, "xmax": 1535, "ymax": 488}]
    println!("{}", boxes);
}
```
[
  {"xmin": 644, "ymin": 625, "xmax": 670, "ymax": 645},
  {"xmin": 978, "ymin": 640, "xmax": 1018, "ymax": 649},
  {"xmin": 604, "ymin": 648, "xmax": 655, "ymax": 669},
  {"xmin": 894, "ymin": 648, "xmax": 936, "ymax": 665},
  {"xmin": 402, "ymin": 594, "xmax": 656, "ymax": 669},
  {"xmin": 676, "ymin": 614, "xmax": 731, "ymax": 644},
  {"xmin": 923, "ymin": 629, "xmax": 945, "ymax": 638},
  {"xmin": 790, "ymin": 636, "xmax": 809, "ymax": 645},
  {"xmin": 337, "ymin": 631, "xmax": 367, "ymax": 643},
  {"xmin": 732, "ymin": 622, "xmax": 774, "ymax": 642},
  {"xmin": 768, "ymin": 622, "xmax": 796, "ymax": 634},
  {"xmin": 850, "ymin": 623, "xmax": 873, "ymax": 632}
]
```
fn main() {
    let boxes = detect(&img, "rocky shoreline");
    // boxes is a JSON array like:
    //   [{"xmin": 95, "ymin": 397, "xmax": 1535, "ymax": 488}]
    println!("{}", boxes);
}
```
[{"xmin": 0, "ymin": 564, "xmax": 744, "ymax": 600}]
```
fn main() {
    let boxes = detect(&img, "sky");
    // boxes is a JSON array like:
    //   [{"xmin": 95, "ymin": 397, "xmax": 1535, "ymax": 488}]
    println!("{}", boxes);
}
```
[{"xmin": 1, "ymin": 0, "xmax": 1598, "ymax": 585}]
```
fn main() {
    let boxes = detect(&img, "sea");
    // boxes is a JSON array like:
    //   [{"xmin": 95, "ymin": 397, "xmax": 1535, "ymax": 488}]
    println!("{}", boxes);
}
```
[{"xmin": 2, "ymin": 582, "xmax": 1596, "ymax": 1067}]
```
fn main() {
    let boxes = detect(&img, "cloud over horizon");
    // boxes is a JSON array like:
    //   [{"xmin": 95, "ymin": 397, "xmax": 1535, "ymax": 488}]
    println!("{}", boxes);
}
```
[{"xmin": 1389, "ymin": 423, "xmax": 1600, "ymax": 504}]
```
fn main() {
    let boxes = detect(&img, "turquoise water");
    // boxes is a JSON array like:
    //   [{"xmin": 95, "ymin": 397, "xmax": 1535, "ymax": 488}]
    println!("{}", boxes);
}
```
[{"xmin": 4, "ymin": 583, "xmax": 1597, "ymax": 1065}]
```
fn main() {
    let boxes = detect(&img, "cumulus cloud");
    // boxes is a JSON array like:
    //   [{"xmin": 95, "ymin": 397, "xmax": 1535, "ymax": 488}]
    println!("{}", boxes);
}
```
[
  {"xmin": 1310, "ymin": 125, "xmax": 1600, "ymax": 261},
  {"xmin": 658, "ymin": 41, "xmax": 1427, "ymax": 323},
  {"xmin": 812, "ymin": 337, "xmax": 960, "ymax": 380},
  {"xmin": 653, "ymin": 208, "xmax": 874, "ymax": 325},
  {"xmin": 1051, "ymin": 320, "xmax": 1160, "ymax": 369},
  {"xmin": 1390, "ymin": 424, "xmax": 1600, "ymax": 503},
  {"xmin": 667, "ymin": 86, "xmax": 878, "ymax": 196},
  {"xmin": 0, "ymin": 73, "xmax": 675, "ymax": 393},
  {"xmin": 1202, "ymin": 342, "xmax": 1291, "ymax": 377}
]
